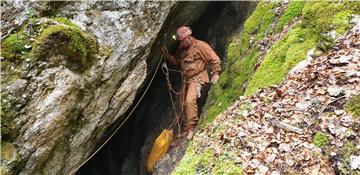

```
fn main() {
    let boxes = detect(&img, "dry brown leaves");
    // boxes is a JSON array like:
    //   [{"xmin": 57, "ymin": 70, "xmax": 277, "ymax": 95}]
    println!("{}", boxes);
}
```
[{"xmin": 193, "ymin": 26, "xmax": 360, "ymax": 174}]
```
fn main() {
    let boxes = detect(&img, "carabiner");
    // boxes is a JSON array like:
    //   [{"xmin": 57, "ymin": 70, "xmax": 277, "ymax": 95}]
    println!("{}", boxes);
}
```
[{"xmin": 162, "ymin": 62, "xmax": 169, "ymax": 76}]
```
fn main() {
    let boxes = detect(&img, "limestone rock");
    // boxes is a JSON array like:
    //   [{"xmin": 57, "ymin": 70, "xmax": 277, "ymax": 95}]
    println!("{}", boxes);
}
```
[
  {"xmin": 153, "ymin": 139, "xmax": 188, "ymax": 175},
  {"xmin": 1, "ymin": 1, "xmax": 176, "ymax": 175},
  {"xmin": 327, "ymin": 85, "xmax": 344, "ymax": 97},
  {"xmin": 350, "ymin": 155, "xmax": 360, "ymax": 170},
  {"xmin": 1, "ymin": 142, "xmax": 20, "ymax": 175}
]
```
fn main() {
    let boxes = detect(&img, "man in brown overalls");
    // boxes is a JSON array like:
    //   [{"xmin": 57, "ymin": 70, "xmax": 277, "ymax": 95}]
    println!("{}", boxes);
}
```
[{"xmin": 162, "ymin": 26, "xmax": 222, "ymax": 139}]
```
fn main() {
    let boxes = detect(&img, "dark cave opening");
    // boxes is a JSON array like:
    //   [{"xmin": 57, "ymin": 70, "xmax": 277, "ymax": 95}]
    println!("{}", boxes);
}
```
[{"xmin": 78, "ymin": 1, "xmax": 256, "ymax": 175}]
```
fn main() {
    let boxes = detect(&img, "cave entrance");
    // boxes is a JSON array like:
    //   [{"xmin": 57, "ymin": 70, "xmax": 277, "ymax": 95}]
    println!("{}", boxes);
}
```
[{"xmin": 77, "ymin": 1, "xmax": 256, "ymax": 175}]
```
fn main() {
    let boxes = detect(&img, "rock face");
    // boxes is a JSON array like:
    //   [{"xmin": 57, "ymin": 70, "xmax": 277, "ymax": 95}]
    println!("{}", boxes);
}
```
[{"xmin": 1, "ymin": 1, "xmax": 176, "ymax": 174}]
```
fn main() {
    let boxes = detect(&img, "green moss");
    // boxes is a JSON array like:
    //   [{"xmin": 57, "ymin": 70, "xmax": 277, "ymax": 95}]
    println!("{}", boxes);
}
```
[
  {"xmin": 1, "ymin": 34, "xmax": 26, "ymax": 60},
  {"xmin": 172, "ymin": 143, "xmax": 197, "ymax": 174},
  {"xmin": 345, "ymin": 95, "xmax": 360, "ymax": 118},
  {"xmin": 213, "ymin": 159, "xmax": 243, "ymax": 175},
  {"xmin": 243, "ymin": 1, "xmax": 275, "ymax": 35},
  {"xmin": 231, "ymin": 47, "xmax": 260, "ymax": 95},
  {"xmin": 274, "ymin": 1, "xmax": 305, "ymax": 33},
  {"xmin": 241, "ymin": 1, "xmax": 275, "ymax": 54},
  {"xmin": 173, "ymin": 145, "xmax": 243, "ymax": 175},
  {"xmin": 227, "ymin": 42, "xmax": 241, "ymax": 65},
  {"xmin": 313, "ymin": 132, "xmax": 330, "ymax": 148},
  {"xmin": 245, "ymin": 26, "xmax": 317, "ymax": 95},
  {"xmin": 339, "ymin": 141, "xmax": 359, "ymax": 175},
  {"xmin": 52, "ymin": 17, "xmax": 80, "ymax": 29},
  {"xmin": 302, "ymin": 2, "xmax": 359, "ymax": 35},
  {"xmin": 173, "ymin": 145, "xmax": 214, "ymax": 175},
  {"xmin": 244, "ymin": 2, "xmax": 359, "ymax": 95},
  {"xmin": 317, "ymin": 34, "xmax": 336, "ymax": 52},
  {"xmin": 343, "ymin": 142, "xmax": 357, "ymax": 164},
  {"xmin": 237, "ymin": 32, "xmax": 251, "ymax": 57},
  {"xmin": 200, "ymin": 90, "xmax": 231, "ymax": 127},
  {"xmin": 332, "ymin": 11, "xmax": 352, "ymax": 35},
  {"xmin": 32, "ymin": 24, "xmax": 97, "ymax": 69},
  {"xmin": 254, "ymin": 7, "xmax": 276, "ymax": 40}
]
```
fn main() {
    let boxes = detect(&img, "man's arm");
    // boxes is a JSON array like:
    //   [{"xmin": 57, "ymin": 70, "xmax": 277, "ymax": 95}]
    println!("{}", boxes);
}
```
[
  {"xmin": 166, "ymin": 54, "xmax": 178, "ymax": 65},
  {"xmin": 162, "ymin": 47, "xmax": 178, "ymax": 65}
]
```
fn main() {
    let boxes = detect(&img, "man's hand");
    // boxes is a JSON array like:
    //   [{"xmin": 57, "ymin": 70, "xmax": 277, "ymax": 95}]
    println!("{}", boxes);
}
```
[
  {"xmin": 162, "ymin": 47, "xmax": 178, "ymax": 65},
  {"xmin": 210, "ymin": 74, "xmax": 219, "ymax": 84},
  {"xmin": 162, "ymin": 47, "xmax": 169, "ymax": 58}
]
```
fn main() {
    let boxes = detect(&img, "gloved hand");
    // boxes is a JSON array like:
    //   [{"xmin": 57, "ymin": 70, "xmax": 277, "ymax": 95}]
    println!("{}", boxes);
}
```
[{"xmin": 210, "ymin": 74, "xmax": 219, "ymax": 84}]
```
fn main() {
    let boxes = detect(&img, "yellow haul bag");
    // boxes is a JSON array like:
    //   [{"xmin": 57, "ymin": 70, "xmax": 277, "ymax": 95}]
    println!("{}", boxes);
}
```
[{"xmin": 146, "ymin": 129, "xmax": 174, "ymax": 173}]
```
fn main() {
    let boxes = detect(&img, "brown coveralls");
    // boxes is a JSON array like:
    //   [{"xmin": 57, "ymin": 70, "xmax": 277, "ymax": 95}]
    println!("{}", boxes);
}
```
[{"xmin": 171, "ymin": 39, "xmax": 222, "ymax": 131}]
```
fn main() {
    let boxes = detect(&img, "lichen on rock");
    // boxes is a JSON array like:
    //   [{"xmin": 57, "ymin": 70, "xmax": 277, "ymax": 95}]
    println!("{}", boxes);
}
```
[{"xmin": 1, "ymin": 1, "xmax": 176, "ymax": 174}]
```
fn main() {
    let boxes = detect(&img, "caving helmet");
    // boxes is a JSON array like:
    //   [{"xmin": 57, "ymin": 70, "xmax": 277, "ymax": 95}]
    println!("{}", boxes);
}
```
[{"xmin": 176, "ymin": 26, "xmax": 192, "ymax": 41}]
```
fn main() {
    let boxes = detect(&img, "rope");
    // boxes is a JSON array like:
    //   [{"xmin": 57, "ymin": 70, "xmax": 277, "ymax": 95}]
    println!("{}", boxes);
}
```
[
  {"xmin": 166, "ymin": 80, "xmax": 182, "ymax": 134},
  {"xmin": 161, "ymin": 51, "xmax": 184, "ymax": 135},
  {"xmin": 161, "ymin": 54, "xmax": 186, "ymax": 95},
  {"xmin": 161, "ymin": 22, "xmax": 183, "ymax": 134},
  {"xmin": 68, "ymin": 54, "xmax": 164, "ymax": 175}
]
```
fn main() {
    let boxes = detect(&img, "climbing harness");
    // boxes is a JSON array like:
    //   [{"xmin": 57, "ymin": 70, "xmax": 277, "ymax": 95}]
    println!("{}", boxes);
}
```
[{"xmin": 68, "ymin": 49, "xmax": 164, "ymax": 175}]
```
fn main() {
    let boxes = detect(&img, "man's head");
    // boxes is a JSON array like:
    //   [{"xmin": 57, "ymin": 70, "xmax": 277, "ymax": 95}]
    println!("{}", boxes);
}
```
[
  {"xmin": 176, "ymin": 26, "xmax": 192, "ymax": 40},
  {"xmin": 176, "ymin": 26, "xmax": 194, "ymax": 48}
]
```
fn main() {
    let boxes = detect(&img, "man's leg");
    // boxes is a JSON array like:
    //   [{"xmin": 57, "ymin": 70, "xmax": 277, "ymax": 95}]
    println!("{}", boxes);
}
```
[{"xmin": 185, "ymin": 81, "xmax": 201, "ymax": 139}]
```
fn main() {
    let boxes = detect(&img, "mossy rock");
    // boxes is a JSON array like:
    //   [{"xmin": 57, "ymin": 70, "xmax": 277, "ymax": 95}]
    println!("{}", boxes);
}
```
[
  {"xmin": 173, "ymin": 145, "xmax": 215, "ymax": 174},
  {"xmin": 1, "ymin": 93, "xmax": 20, "ymax": 141},
  {"xmin": 343, "ymin": 141, "xmax": 357, "ymax": 164},
  {"xmin": 1, "ymin": 17, "xmax": 98, "ymax": 75},
  {"xmin": 52, "ymin": 17, "xmax": 81, "ymax": 29},
  {"xmin": 1, "ymin": 142, "xmax": 20, "ymax": 174},
  {"xmin": 32, "ymin": 23, "xmax": 98, "ymax": 72},
  {"xmin": 1, "ymin": 18, "xmax": 98, "ymax": 141},
  {"xmin": 173, "ymin": 143, "xmax": 243, "ymax": 174},
  {"xmin": 213, "ymin": 159, "xmax": 242, "ymax": 174},
  {"xmin": 337, "ymin": 141, "xmax": 360, "ymax": 174}
]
